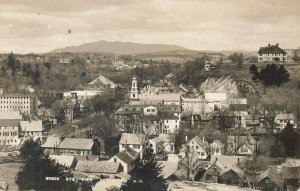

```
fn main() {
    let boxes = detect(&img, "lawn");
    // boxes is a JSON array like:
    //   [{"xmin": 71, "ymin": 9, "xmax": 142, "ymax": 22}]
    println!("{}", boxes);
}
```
[{"xmin": 0, "ymin": 163, "xmax": 24, "ymax": 191}]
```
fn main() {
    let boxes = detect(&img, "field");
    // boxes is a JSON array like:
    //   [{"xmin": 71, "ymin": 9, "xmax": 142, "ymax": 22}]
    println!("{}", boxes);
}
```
[{"xmin": 0, "ymin": 163, "xmax": 24, "ymax": 191}]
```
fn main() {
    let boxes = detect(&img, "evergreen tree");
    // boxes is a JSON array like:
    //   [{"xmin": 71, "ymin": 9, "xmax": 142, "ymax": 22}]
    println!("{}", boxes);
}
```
[
  {"xmin": 259, "ymin": 64, "xmax": 290, "ymax": 86},
  {"xmin": 16, "ymin": 139, "xmax": 77, "ymax": 191},
  {"xmin": 249, "ymin": 64, "xmax": 258, "ymax": 73},
  {"xmin": 279, "ymin": 122, "xmax": 299, "ymax": 157},
  {"xmin": 120, "ymin": 151, "xmax": 168, "ymax": 191}
]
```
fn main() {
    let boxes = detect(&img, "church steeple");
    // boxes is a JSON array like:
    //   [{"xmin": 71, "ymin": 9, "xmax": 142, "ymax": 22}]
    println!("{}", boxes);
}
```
[{"xmin": 130, "ymin": 76, "xmax": 138, "ymax": 100}]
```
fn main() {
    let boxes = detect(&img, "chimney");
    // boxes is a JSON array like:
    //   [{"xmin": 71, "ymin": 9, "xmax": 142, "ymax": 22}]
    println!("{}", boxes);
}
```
[
  {"xmin": 202, "ymin": 137, "xmax": 205, "ymax": 142},
  {"xmin": 268, "ymin": 44, "xmax": 270, "ymax": 47},
  {"xmin": 276, "ymin": 43, "xmax": 279, "ymax": 47},
  {"xmin": 185, "ymin": 136, "xmax": 188, "ymax": 142}
]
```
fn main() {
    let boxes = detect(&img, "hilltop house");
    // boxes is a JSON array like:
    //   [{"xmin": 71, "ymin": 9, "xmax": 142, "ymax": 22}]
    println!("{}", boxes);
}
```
[{"xmin": 258, "ymin": 43, "xmax": 287, "ymax": 62}]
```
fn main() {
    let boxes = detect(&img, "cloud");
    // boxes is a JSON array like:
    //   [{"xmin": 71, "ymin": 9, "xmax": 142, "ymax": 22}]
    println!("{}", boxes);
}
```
[{"xmin": 0, "ymin": 0, "xmax": 299, "ymax": 53}]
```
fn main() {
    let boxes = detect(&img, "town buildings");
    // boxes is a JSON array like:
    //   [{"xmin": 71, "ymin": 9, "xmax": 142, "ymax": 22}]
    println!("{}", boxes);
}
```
[{"xmin": 0, "ymin": 94, "xmax": 38, "ymax": 114}]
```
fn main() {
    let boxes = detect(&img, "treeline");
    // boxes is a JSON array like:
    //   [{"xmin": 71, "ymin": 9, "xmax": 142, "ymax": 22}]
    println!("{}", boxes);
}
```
[{"xmin": 249, "ymin": 63, "xmax": 290, "ymax": 86}]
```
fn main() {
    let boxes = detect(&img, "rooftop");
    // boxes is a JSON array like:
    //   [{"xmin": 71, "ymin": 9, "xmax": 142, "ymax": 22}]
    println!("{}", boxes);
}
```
[
  {"xmin": 20, "ymin": 120, "xmax": 43, "ymax": 132},
  {"xmin": 115, "ymin": 146, "xmax": 139, "ymax": 164},
  {"xmin": 0, "ymin": 119, "xmax": 20, "ymax": 127},
  {"xmin": 75, "ymin": 161, "xmax": 121, "ymax": 174},
  {"xmin": 59, "ymin": 138, "xmax": 94, "ymax": 150},
  {"xmin": 49, "ymin": 155, "xmax": 77, "ymax": 168},
  {"xmin": 88, "ymin": 75, "xmax": 117, "ymax": 88},
  {"xmin": 119, "ymin": 133, "xmax": 145, "ymax": 145},
  {"xmin": 258, "ymin": 44, "xmax": 287, "ymax": 55}
]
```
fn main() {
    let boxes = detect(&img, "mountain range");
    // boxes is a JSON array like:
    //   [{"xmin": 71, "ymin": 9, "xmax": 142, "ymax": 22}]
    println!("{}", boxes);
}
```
[{"xmin": 50, "ymin": 40, "xmax": 190, "ymax": 55}]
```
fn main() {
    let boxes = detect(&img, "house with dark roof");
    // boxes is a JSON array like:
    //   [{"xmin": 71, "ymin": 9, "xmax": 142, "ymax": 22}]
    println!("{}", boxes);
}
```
[
  {"xmin": 42, "ymin": 136, "xmax": 104, "ymax": 156},
  {"xmin": 256, "ymin": 166, "xmax": 283, "ymax": 191},
  {"xmin": 282, "ymin": 166, "xmax": 300, "ymax": 191},
  {"xmin": 204, "ymin": 155, "xmax": 246, "ymax": 184},
  {"xmin": 258, "ymin": 43, "xmax": 287, "ymax": 62},
  {"xmin": 108, "ymin": 146, "xmax": 140, "ymax": 174}
]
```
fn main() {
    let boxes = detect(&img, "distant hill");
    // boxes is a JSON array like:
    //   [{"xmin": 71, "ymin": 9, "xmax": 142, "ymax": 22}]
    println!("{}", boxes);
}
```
[{"xmin": 50, "ymin": 40, "xmax": 190, "ymax": 55}]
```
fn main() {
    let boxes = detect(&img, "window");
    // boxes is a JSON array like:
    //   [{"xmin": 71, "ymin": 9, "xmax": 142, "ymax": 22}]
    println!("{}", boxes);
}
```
[
  {"xmin": 196, "ymin": 146, "xmax": 199, "ymax": 150},
  {"xmin": 151, "ymin": 109, "xmax": 155, "ymax": 112},
  {"xmin": 201, "ymin": 152, "xmax": 205, "ymax": 156},
  {"xmin": 147, "ymin": 109, "xmax": 150, "ymax": 112},
  {"xmin": 133, "ymin": 145, "xmax": 140, "ymax": 149},
  {"xmin": 216, "ymin": 149, "xmax": 219, "ymax": 153},
  {"xmin": 114, "ymin": 158, "xmax": 117, "ymax": 162}
]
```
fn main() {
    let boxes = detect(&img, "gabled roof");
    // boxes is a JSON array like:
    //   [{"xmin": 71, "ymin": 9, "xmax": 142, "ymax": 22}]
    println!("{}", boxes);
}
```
[
  {"xmin": 49, "ymin": 155, "xmax": 77, "ymax": 168},
  {"xmin": 75, "ymin": 161, "xmax": 121, "ymax": 174},
  {"xmin": 119, "ymin": 133, "xmax": 145, "ymax": 145},
  {"xmin": 114, "ymin": 146, "xmax": 139, "ymax": 164},
  {"xmin": 257, "ymin": 166, "xmax": 283, "ymax": 184},
  {"xmin": 210, "ymin": 140, "xmax": 225, "ymax": 148},
  {"xmin": 282, "ymin": 166, "xmax": 300, "ymax": 180},
  {"xmin": 41, "ymin": 136, "xmax": 61, "ymax": 148},
  {"xmin": 275, "ymin": 113, "xmax": 295, "ymax": 120},
  {"xmin": 159, "ymin": 161, "xmax": 178, "ymax": 179},
  {"xmin": 58, "ymin": 138, "xmax": 94, "ymax": 150},
  {"xmin": 88, "ymin": 75, "xmax": 116, "ymax": 88},
  {"xmin": 0, "ymin": 119, "xmax": 20, "ymax": 127},
  {"xmin": 210, "ymin": 155, "xmax": 246, "ymax": 169},
  {"xmin": 189, "ymin": 136, "xmax": 209, "ymax": 147},
  {"xmin": 20, "ymin": 120, "xmax": 43, "ymax": 132},
  {"xmin": 258, "ymin": 44, "xmax": 287, "ymax": 54},
  {"xmin": 220, "ymin": 165, "xmax": 245, "ymax": 179}
]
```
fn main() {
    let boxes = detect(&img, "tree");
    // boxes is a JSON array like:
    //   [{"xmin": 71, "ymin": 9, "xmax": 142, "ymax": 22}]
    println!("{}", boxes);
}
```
[
  {"xmin": 279, "ymin": 122, "xmax": 299, "ymax": 157},
  {"xmin": 16, "ymin": 139, "xmax": 77, "ymax": 191},
  {"xmin": 249, "ymin": 64, "xmax": 258, "ymax": 73},
  {"xmin": 228, "ymin": 53, "xmax": 244, "ymax": 68},
  {"xmin": 239, "ymin": 156, "xmax": 272, "ymax": 189},
  {"xmin": 215, "ymin": 110, "xmax": 236, "ymax": 132},
  {"xmin": 120, "ymin": 152, "xmax": 168, "ymax": 191},
  {"xmin": 259, "ymin": 64, "xmax": 290, "ymax": 86}
]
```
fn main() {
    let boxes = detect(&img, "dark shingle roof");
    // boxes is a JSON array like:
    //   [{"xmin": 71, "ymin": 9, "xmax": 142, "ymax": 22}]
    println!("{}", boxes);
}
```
[
  {"xmin": 115, "ymin": 146, "xmax": 139, "ymax": 164},
  {"xmin": 258, "ymin": 45, "xmax": 287, "ymax": 54}
]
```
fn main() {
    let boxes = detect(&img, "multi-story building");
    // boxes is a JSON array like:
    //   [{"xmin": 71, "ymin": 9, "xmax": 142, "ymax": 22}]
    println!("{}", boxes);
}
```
[
  {"xmin": 0, "ymin": 119, "xmax": 21, "ymax": 146},
  {"xmin": 0, "ymin": 94, "xmax": 38, "ymax": 114},
  {"xmin": 258, "ymin": 43, "xmax": 287, "ymax": 62}
]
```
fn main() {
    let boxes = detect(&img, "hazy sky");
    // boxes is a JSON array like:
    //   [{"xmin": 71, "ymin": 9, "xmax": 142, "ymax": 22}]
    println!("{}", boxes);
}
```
[{"xmin": 1, "ymin": 0, "xmax": 300, "ymax": 53}]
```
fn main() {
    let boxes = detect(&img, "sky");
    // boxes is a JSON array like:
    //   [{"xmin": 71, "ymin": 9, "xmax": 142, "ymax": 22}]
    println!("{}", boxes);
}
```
[{"xmin": 0, "ymin": 0, "xmax": 300, "ymax": 54}]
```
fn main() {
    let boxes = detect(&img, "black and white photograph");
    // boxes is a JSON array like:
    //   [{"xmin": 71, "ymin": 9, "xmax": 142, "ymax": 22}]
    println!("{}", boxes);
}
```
[{"xmin": 0, "ymin": 0, "xmax": 299, "ymax": 190}]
